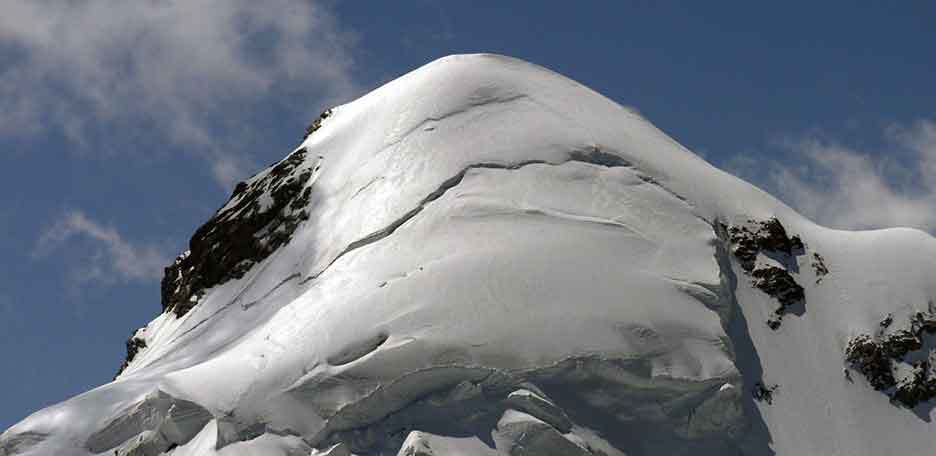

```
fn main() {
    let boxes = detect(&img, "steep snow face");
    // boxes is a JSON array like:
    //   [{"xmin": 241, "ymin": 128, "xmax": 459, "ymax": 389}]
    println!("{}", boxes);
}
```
[{"xmin": 3, "ymin": 54, "xmax": 936, "ymax": 456}]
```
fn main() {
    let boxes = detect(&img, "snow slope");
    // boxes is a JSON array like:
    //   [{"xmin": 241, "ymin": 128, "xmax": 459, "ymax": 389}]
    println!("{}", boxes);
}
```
[{"xmin": 3, "ymin": 54, "xmax": 936, "ymax": 456}]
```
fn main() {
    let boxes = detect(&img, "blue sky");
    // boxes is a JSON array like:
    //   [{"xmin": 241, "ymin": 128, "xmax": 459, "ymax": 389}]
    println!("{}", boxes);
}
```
[{"xmin": 1, "ymin": 1, "xmax": 933, "ymax": 430}]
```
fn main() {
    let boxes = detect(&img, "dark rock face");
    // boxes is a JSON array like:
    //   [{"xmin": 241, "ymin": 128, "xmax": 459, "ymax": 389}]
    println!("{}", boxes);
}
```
[
  {"xmin": 881, "ymin": 330, "xmax": 923, "ymax": 359},
  {"xmin": 118, "ymin": 113, "xmax": 328, "ymax": 376},
  {"xmin": 159, "ymin": 109, "xmax": 333, "ymax": 318},
  {"xmin": 724, "ymin": 218, "xmax": 808, "ymax": 329},
  {"xmin": 880, "ymin": 314, "xmax": 894, "ymax": 330},
  {"xmin": 846, "ymin": 312, "xmax": 936, "ymax": 409},
  {"xmin": 892, "ymin": 361, "xmax": 936, "ymax": 409},
  {"xmin": 750, "ymin": 267, "xmax": 804, "ymax": 330},
  {"xmin": 911, "ymin": 310, "xmax": 936, "ymax": 335},
  {"xmin": 161, "ymin": 146, "xmax": 320, "ymax": 317},
  {"xmin": 845, "ymin": 334, "xmax": 896, "ymax": 391},
  {"xmin": 725, "ymin": 226, "xmax": 759, "ymax": 273},
  {"xmin": 726, "ymin": 218, "xmax": 803, "ymax": 272},
  {"xmin": 752, "ymin": 382, "xmax": 778, "ymax": 405},
  {"xmin": 753, "ymin": 218, "xmax": 803, "ymax": 257},
  {"xmin": 751, "ymin": 266, "xmax": 805, "ymax": 308},
  {"xmin": 115, "ymin": 336, "xmax": 147, "ymax": 378},
  {"xmin": 304, "ymin": 109, "xmax": 333, "ymax": 141}
]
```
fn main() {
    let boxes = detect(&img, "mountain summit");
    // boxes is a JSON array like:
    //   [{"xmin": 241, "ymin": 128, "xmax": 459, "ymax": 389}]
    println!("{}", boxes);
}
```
[{"xmin": 3, "ymin": 54, "xmax": 936, "ymax": 456}]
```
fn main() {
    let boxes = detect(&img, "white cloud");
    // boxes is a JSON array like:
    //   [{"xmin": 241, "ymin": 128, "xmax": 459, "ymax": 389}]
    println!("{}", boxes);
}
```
[
  {"xmin": 729, "ymin": 120, "xmax": 936, "ymax": 233},
  {"xmin": 0, "ymin": 0, "xmax": 358, "ymax": 187},
  {"xmin": 34, "ymin": 210, "xmax": 169, "ymax": 284}
]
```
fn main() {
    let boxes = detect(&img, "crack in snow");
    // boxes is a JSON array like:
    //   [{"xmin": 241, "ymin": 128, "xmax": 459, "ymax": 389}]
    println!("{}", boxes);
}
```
[
  {"xmin": 142, "ymin": 151, "xmax": 699, "ymax": 375},
  {"xmin": 140, "ymin": 150, "xmax": 700, "ymax": 375},
  {"xmin": 300, "ymin": 152, "xmax": 635, "ymax": 285},
  {"xmin": 380, "ymin": 94, "xmax": 532, "ymax": 152}
]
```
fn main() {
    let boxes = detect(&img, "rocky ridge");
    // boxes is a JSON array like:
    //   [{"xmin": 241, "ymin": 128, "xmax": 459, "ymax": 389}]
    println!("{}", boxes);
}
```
[
  {"xmin": 846, "ymin": 310, "xmax": 936, "ymax": 408},
  {"xmin": 723, "ymin": 218, "xmax": 808, "ymax": 329},
  {"xmin": 160, "ymin": 111, "xmax": 331, "ymax": 318}
]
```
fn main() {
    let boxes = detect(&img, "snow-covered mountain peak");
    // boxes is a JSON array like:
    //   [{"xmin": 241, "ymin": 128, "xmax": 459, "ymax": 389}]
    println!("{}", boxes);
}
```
[{"xmin": 4, "ymin": 54, "xmax": 936, "ymax": 456}]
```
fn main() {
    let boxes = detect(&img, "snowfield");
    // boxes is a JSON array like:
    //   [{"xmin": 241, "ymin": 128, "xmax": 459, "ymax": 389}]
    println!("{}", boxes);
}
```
[{"xmin": 3, "ymin": 54, "xmax": 936, "ymax": 456}]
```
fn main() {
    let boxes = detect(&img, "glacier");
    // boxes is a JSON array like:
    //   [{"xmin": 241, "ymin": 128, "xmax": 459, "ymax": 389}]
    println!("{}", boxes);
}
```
[{"xmin": 3, "ymin": 54, "xmax": 936, "ymax": 456}]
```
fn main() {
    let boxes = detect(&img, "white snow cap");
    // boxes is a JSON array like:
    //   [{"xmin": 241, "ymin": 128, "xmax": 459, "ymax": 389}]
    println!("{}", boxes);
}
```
[{"xmin": 2, "ymin": 54, "xmax": 936, "ymax": 456}]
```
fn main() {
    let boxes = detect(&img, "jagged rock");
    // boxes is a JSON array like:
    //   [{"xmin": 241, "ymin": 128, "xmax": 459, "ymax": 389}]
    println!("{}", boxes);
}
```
[
  {"xmin": 115, "ymin": 335, "xmax": 147, "ymax": 377},
  {"xmin": 846, "ymin": 311, "xmax": 936, "ymax": 410},
  {"xmin": 160, "ymin": 146, "xmax": 320, "ymax": 317},
  {"xmin": 811, "ymin": 252, "xmax": 829, "ymax": 284},
  {"xmin": 880, "ymin": 314, "xmax": 894, "ymax": 330},
  {"xmin": 910, "ymin": 311, "xmax": 936, "ymax": 335},
  {"xmin": 726, "ymin": 218, "xmax": 804, "ymax": 272},
  {"xmin": 755, "ymin": 218, "xmax": 802, "ymax": 255},
  {"xmin": 726, "ymin": 225, "xmax": 759, "ymax": 272},
  {"xmin": 724, "ymin": 218, "xmax": 808, "ymax": 329},
  {"xmin": 845, "ymin": 334, "xmax": 895, "ymax": 391},
  {"xmin": 891, "ymin": 360, "xmax": 936, "ymax": 409},
  {"xmin": 751, "ymin": 266, "xmax": 804, "ymax": 329},
  {"xmin": 766, "ymin": 318, "xmax": 782, "ymax": 331},
  {"xmin": 304, "ymin": 109, "xmax": 333, "ymax": 141},
  {"xmin": 751, "ymin": 266, "xmax": 804, "ymax": 308},
  {"xmin": 752, "ymin": 382, "xmax": 778, "ymax": 405},
  {"xmin": 881, "ymin": 329, "xmax": 922, "ymax": 360}
]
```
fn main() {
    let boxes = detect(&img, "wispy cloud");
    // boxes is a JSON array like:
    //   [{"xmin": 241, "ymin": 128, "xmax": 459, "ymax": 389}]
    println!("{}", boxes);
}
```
[
  {"xmin": 727, "ymin": 120, "xmax": 936, "ymax": 233},
  {"xmin": 0, "ymin": 0, "xmax": 358, "ymax": 187},
  {"xmin": 34, "ymin": 210, "xmax": 170, "ymax": 285}
]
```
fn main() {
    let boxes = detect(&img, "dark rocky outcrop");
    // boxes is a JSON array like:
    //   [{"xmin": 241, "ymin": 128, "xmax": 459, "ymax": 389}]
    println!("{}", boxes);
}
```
[
  {"xmin": 845, "ymin": 334, "xmax": 896, "ymax": 391},
  {"xmin": 158, "ymin": 109, "xmax": 333, "ymax": 319},
  {"xmin": 115, "ymin": 335, "xmax": 147, "ymax": 378},
  {"xmin": 880, "ymin": 314, "xmax": 894, "ymax": 330},
  {"xmin": 911, "ymin": 310, "xmax": 936, "ymax": 335},
  {"xmin": 892, "ymin": 360, "xmax": 936, "ymax": 409},
  {"xmin": 724, "ymin": 218, "xmax": 808, "ymax": 329},
  {"xmin": 751, "ymin": 218, "xmax": 803, "ymax": 257},
  {"xmin": 881, "ymin": 329, "xmax": 923, "ymax": 359},
  {"xmin": 725, "ymin": 225, "xmax": 759, "ymax": 273},
  {"xmin": 811, "ymin": 253, "xmax": 829, "ymax": 284},
  {"xmin": 846, "ymin": 312, "xmax": 936, "ymax": 409},
  {"xmin": 752, "ymin": 382, "xmax": 778, "ymax": 405},
  {"xmin": 726, "ymin": 218, "xmax": 803, "ymax": 273},
  {"xmin": 160, "ymin": 146, "xmax": 319, "ymax": 317},
  {"xmin": 304, "ymin": 109, "xmax": 333, "ymax": 141},
  {"xmin": 751, "ymin": 266, "xmax": 805, "ymax": 330}
]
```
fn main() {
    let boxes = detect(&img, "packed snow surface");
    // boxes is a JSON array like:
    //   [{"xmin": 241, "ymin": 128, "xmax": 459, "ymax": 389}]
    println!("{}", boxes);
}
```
[{"xmin": 3, "ymin": 54, "xmax": 936, "ymax": 456}]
